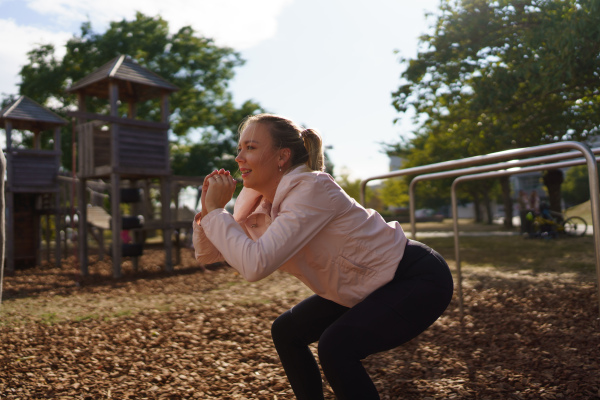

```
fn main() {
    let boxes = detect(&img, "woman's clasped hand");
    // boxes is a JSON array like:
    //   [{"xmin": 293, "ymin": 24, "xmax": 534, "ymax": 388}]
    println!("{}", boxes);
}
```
[{"xmin": 201, "ymin": 169, "xmax": 237, "ymax": 216}]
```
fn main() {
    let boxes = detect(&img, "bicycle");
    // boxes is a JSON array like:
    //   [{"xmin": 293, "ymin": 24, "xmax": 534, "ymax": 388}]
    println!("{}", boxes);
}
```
[{"xmin": 527, "ymin": 209, "xmax": 588, "ymax": 238}]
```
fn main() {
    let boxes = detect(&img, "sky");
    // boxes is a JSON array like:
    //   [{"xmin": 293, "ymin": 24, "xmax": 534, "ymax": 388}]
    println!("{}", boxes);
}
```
[{"xmin": 0, "ymin": 0, "xmax": 440, "ymax": 181}]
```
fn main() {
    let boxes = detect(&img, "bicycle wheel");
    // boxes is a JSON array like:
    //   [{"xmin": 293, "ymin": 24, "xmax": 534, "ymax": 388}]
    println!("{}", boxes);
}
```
[{"xmin": 562, "ymin": 216, "xmax": 587, "ymax": 237}]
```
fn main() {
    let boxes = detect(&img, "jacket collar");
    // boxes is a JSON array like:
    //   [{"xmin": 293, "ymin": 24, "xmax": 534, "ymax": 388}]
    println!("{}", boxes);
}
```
[{"xmin": 233, "ymin": 164, "xmax": 313, "ymax": 222}]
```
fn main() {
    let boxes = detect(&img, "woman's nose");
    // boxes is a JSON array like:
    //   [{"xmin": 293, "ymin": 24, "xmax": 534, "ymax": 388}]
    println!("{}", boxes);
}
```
[{"xmin": 235, "ymin": 153, "xmax": 243, "ymax": 163}]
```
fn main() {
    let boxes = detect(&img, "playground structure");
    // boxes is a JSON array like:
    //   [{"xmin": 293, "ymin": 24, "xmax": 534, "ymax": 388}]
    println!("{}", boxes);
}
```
[
  {"xmin": 1, "ymin": 56, "xmax": 204, "ymax": 279},
  {"xmin": 360, "ymin": 141, "xmax": 600, "ymax": 318},
  {"xmin": 0, "ymin": 95, "xmax": 68, "ymax": 273},
  {"xmin": 65, "ymin": 54, "xmax": 187, "ymax": 278}
]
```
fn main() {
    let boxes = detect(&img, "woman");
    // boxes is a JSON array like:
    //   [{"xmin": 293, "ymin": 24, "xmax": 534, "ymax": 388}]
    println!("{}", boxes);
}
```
[{"xmin": 193, "ymin": 114, "xmax": 453, "ymax": 400}]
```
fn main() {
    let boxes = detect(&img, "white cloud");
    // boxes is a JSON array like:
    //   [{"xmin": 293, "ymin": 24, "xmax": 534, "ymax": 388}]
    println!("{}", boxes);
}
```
[
  {"xmin": 25, "ymin": 0, "xmax": 293, "ymax": 49},
  {"xmin": 0, "ymin": 18, "xmax": 71, "ymax": 96},
  {"xmin": 1, "ymin": 0, "xmax": 292, "ymax": 96}
]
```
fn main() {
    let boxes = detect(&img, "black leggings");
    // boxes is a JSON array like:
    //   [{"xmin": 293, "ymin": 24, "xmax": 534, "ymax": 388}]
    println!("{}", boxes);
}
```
[{"xmin": 270, "ymin": 240, "xmax": 454, "ymax": 400}]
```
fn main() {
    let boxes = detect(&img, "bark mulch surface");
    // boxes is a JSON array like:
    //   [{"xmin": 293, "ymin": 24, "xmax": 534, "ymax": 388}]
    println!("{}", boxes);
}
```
[{"xmin": 0, "ymin": 248, "xmax": 599, "ymax": 399}]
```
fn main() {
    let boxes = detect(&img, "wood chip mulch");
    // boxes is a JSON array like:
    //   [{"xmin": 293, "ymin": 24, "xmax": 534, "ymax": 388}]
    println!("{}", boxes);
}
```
[{"xmin": 0, "ymin": 249, "xmax": 599, "ymax": 399}]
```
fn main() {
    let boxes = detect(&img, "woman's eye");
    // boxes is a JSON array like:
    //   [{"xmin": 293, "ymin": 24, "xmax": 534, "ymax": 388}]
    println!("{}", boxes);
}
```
[{"xmin": 236, "ymin": 145, "xmax": 254, "ymax": 153}]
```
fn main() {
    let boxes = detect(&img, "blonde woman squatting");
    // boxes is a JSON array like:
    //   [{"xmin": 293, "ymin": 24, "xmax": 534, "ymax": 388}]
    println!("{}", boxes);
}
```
[{"xmin": 192, "ymin": 114, "xmax": 453, "ymax": 400}]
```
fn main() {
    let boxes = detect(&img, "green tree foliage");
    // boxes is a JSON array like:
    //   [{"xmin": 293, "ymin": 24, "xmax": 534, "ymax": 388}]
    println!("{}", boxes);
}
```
[
  {"xmin": 562, "ymin": 164, "xmax": 598, "ymax": 206},
  {"xmin": 390, "ymin": 0, "xmax": 600, "ymax": 220},
  {"xmin": 380, "ymin": 178, "xmax": 410, "ymax": 209},
  {"xmin": 335, "ymin": 169, "xmax": 377, "ymax": 205},
  {"xmin": 16, "ymin": 12, "xmax": 263, "ymax": 174}
]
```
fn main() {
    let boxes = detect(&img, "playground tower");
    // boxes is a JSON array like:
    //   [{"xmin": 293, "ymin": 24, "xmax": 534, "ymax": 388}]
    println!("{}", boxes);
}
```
[
  {"xmin": 66, "ymin": 55, "xmax": 179, "ymax": 278},
  {"xmin": 0, "ymin": 95, "xmax": 67, "ymax": 272}
]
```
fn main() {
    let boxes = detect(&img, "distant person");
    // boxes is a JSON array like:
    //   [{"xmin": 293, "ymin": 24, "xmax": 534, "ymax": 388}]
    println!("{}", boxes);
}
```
[
  {"xmin": 530, "ymin": 191, "xmax": 540, "ymax": 215},
  {"xmin": 518, "ymin": 190, "xmax": 532, "ymax": 234},
  {"xmin": 192, "ymin": 113, "xmax": 453, "ymax": 399}
]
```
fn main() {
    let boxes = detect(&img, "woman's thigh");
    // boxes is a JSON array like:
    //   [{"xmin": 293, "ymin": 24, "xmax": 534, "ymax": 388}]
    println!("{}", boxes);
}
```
[
  {"xmin": 320, "ymin": 253, "xmax": 453, "ymax": 359},
  {"xmin": 274, "ymin": 294, "xmax": 350, "ymax": 345}
]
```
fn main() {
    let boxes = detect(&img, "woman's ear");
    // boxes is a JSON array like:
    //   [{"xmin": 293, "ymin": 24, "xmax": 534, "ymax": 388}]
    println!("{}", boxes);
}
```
[{"xmin": 279, "ymin": 148, "xmax": 291, "ymax": 165}]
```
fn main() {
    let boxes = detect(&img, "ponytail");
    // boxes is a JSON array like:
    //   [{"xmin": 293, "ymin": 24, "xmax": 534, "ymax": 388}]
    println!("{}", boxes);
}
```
[{"xmin": 300, "ymin": 129, "xmax": 325, "ymax": 172}]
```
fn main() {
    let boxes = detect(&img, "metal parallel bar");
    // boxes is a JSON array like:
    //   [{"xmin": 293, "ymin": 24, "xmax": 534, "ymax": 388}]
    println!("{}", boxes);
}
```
[
  {"xmin": 359, "ymin": 141, "xmax": 591, "ymax": 205},
  {"xmin": 450, "ymin": 146, "xmax": 600, "ymax": 320},
  {"xmin": 360, "ymin": 141, "xmax": 600, "ymax": 320},
  {"xmin": 408, "ymin": 147, "xmax": 600, "ymax": 239}
]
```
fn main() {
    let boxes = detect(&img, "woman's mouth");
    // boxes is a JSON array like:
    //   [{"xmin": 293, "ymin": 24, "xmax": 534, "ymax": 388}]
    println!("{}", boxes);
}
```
[{"xmin": 240, "ymin": 169, "xmax": 252, "ymax": 178}]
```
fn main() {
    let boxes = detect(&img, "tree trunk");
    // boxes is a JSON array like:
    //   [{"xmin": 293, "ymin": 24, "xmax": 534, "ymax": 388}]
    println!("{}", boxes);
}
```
[
  {"xmin": 483, "ymin": 190, "xmax": 494, "ymax": 225},
  {"xmin": 472, "ymin": 192, "xmax": 482, "ymax": 223},
  {"xmin": 543, "ymin": 169, "xmax": 564, "ymax": 216},
  {"xmin": 500, "ymin": 176, "xmax": 514, "ymax": 228}
]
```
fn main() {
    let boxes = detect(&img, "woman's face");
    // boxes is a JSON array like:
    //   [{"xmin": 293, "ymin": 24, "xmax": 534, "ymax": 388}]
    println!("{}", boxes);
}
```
[{"xmin": 236, "ymin": 122, "xmax": 282, "ymax": 199}]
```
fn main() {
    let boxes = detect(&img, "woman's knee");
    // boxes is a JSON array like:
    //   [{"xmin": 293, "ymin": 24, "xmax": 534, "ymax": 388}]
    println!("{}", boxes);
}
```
[
  {"xmin": 317, "ymin": 324, "xmax": 357, "ymax": 367},
  {"xmin": 271, "ymin": 310, "xmax": 295, "ymax": 344}
]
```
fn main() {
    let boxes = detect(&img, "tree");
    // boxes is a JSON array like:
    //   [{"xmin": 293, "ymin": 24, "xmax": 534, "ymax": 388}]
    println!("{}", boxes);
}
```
[
  {"xmin": 16, "ymin": 12, "xmax": 263, "ymax": 174},
  {"xmin": 335, "ymin": 169, "xmax": 377, "ymax": 206},
  {"xmin": 390, "ymin": 0, "xmax": 600, "ymax": 225},
  {"xmin": 562, "ymin": 164, "xmax": 596, "ymax": 207},
  {"xmin": 379, "ymin": 178, "xmax": 410, "ymax": 209},
  {"xmin": 542, "ymin": 169, "xmax": 564, "ymax": 214}
]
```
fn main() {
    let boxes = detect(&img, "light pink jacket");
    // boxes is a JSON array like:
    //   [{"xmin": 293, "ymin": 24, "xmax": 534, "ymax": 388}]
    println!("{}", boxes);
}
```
[{"xmin": 193, "ymin": 165, "xmax": 408, "ymax": 307}]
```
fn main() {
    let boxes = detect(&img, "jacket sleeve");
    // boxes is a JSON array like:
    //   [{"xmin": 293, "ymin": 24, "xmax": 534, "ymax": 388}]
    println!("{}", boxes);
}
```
[
  {"xmin": 192, "ymin": 212, "xmax": 226, "ymax": 265},
  {"xmin": 193, "ymin": 187, "xmax": 263, "ymax": 266},
  {"xmin": 200, "ymin": 179, "xmax": 336, "ymax": 282}
]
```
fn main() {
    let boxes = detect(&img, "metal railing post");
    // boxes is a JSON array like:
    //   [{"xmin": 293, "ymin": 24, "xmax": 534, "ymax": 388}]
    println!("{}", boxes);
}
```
[
  {"xmin": 409, "ymin": 148, "xmax": 600, "ymax": 239},
  {"xmin": 360, "ymin": 141, "xmax": 600, "ymax": 320},
  {"xmin": 451, "ymin": 149, "xmax": 600, "ymax": 320}
]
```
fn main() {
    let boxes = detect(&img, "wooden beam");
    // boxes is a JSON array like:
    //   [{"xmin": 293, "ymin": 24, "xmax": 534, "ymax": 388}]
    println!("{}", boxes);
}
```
[
  {"xmin": 78, "ymin": 178, "xmax": 88, "ymax": 276},
  {"xmin": 55, "ymin": 192, "xmax": 62, "ymax": 265},
  {"xmin": 161, "ymin": 177, "xmax": 172, "ymax": 272},
  {"xmin": 0, "ymin": 150, "xmax": 5, "ymax": 303},
  {"xmin": 54, "ymin": 126, "xmax": 61, "ymax": 152},
  {"xmin": 111, "ymin": 173, "xmax": 122, "ymax": 278},
  {"xmin": 34, "ymin": 130, "xmax": 41, "ymax": 150},
  {"xmin": 128, "ymin": 101, "xmax": 137, "ymax": 119},
  {"xmin": 109, "ymin": 81, "xmax": 119, "ymax": 117},
  {"xmin": 36, "ymin": 197, "xmax": 42, "ymax": 267},
  {"xmin": 109, "ymin": 81, "xmax": 120, "ymax": 173},
  {"xmin": 5, "ymin": 120, "xmax": 12, "ymax": 151},
  {"xmin": 65, "ymin": 111, "xmax": 170, "ymax": 130},
  {"xmin": 174, "ymin": 184, "xmax": 181, "ymax": 266},
  {"xmin": 160, "ymin": 92, "xmax": 170, "ymax": 123},
  {"xmin": 5, "ymin": 187, "xmax": 13, "ymax": 275}
]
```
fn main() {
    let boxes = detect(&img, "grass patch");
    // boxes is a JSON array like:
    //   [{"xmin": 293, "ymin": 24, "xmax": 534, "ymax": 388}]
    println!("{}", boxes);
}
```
[
  {"xmin": 424, "ymin": 235, "xmax": 597, "ymax": 276},
  {"xmin": 40, "ymin": 312, "xmax": 59, "ymax": 325},
  {"xmin": 565, "ymin": 200, "xmax": 593, "ymax": 225},
  {"xmin": 1, "ymin": 235, "xmax": 596, "ymax": 329},
  {"xmin": 113, "ymin": 309, "xmax": 132, "ymax": 318},
  {"xmin": 415, "ymin": 218, "xmax": 512, "ymax": 232},
  {"xmin": 74, "ymin": 313, "xmax": 99, "ymax": 322}
]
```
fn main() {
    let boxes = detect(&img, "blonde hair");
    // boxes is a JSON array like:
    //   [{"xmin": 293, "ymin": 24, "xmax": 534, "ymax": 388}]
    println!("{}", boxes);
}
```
[{"xmin": 239, "ymin": 113, "xmax": 325, "ymax": 171}]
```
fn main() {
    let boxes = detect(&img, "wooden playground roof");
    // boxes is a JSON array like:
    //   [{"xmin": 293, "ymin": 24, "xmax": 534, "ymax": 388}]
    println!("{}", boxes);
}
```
[
  {"xmin": 0, "ymin": 95, "xmax": 67, "ymax": 131},
  {"xmin": 66, "ymin": 55, "xmax": 179, "ymax": 101}
]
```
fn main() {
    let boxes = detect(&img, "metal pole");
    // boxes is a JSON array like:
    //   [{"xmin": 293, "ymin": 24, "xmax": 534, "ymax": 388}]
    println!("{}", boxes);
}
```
[
  {"xmin": 451, "ymin": 146, "xmax": 600, "ymax": 319},
  {"xmin": 360, "ymin": 141, "xmax": 591, "ymax": 205},
  {"xmin": 408, "ymin": 147, "xmax": 600, "ymax": 239},
  {"xmin": 360, "ymin": 141, "xmax": 600, "ymax": 320},
  {"xmin": 450, "ymin": 181, "xmax": 463, "ymax": 322}
]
